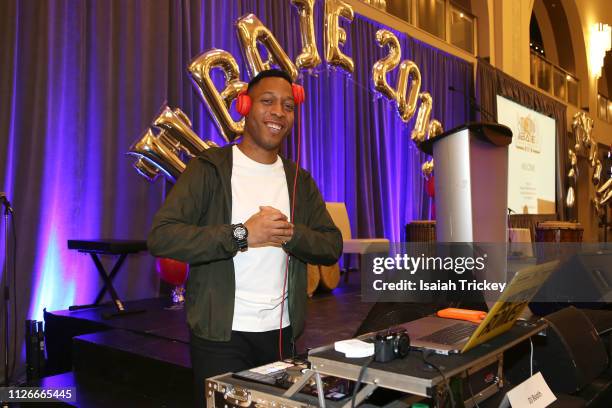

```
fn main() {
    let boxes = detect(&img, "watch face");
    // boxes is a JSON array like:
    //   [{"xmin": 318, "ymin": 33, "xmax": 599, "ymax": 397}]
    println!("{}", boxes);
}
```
[{"xmin": 233, "ymin": 225, "xmax": 247, "ymax": 240}]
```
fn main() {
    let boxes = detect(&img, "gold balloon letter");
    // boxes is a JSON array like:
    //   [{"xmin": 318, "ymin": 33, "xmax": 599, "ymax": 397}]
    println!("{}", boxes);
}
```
[
  {"xmin": 421, "ymin": 159, "xmax": 434, "ymax": 179},
  {"xmin": 427, "ymin": 120, "xmax": 444, "ymax": 140},
  {"xmin": 128, "ymin": 106, "xmax": 218, "ymax": 183},
  {"xmin": 372, "ymin": 30, "xmax": 423, "ymax": 123},
  {"xmin": 236, "ymin": 13, "xmax": 299, "ymax": 80},
  {"xmin": 593, "ymin": 159, "xmax": 603, "ymax": 185},
  {"xmin": 599, "ymin": 178, "xmax": 612, "ymax": 206},
  {"xmin": 129, "ymin": 128, "xmax": 187, "ymax": 182},
  {"xmin": 410, "ymin": 92, "xmax": 432, "ymax": 143},
  {"xmin": 324, "ymin": 0, "xmax": 354, "ymax": 73},
  {"xmin": 291, "ymin": 0, "xmax": 321, "ymax": 70},
  {"xmin": 188, "ymin": 49, "xmax": 247, "ymax": 142},
  {"xmin": 396, "ymin": 60, "xmax": 421, "ymax": 122},
  {"xmin": 153, "ymin": 107, "xmax": 212, "ymax": 157},
  {"xmin": 372, "ymin": 29, "xmax": 401, "ymax": 100}
]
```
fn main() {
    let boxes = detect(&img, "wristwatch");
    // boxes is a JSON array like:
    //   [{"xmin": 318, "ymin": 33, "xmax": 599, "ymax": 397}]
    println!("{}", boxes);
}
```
[{"xmin": 231, "ymin": 223, "xmax": 248, "ymax": 252}]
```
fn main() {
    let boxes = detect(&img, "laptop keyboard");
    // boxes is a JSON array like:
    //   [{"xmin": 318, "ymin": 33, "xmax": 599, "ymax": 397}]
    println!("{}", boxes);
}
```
[{"xmin": 418, "ymin": 322, "xmax": 477, "ymax": 345}]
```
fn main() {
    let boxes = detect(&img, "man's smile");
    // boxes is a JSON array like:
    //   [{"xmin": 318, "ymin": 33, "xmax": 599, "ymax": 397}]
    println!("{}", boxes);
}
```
[{"xmin": 264, "ymin": 121, "xmax": 284, "ymax": 134}]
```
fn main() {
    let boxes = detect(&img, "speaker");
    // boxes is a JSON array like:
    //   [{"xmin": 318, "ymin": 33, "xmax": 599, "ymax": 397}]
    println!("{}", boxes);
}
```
[
  {"xmin": 536, "ymin": 306, "xmax": 609, "ymax": 394},
  {"xmin": 530, "ymin": 251, "xmax": 612, "ymax": 316},
  {"xmin": 580, "ymin": 308, "xmax": 612, "ymax": 334}
]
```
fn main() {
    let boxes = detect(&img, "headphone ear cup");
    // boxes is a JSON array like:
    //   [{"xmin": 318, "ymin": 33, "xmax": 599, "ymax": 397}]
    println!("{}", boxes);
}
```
[
  {"xmin": 292, "ymin": 84, "xmax": 305, "ymax": 105},
  {"xmin": 236, "ymin": 92, "xmax": 251, "ymax": 116}
]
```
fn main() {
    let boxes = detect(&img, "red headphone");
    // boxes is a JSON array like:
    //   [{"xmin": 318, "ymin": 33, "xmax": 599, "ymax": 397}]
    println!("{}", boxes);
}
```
[{"xmin": 236, "ymin": 83, "xmax": 305, "ymax": 116}]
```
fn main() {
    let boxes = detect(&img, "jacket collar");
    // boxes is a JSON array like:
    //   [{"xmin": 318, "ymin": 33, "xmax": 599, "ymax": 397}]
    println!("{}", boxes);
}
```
[
  {"xmin": 197, "ymin": 143, "xmax": 233, "ymax": 169},
  {"xmin": 197, "ymin": 145, "xmax": 233, "ymax": 221},
  {"xmin": 281, "ymin": 155, "xmax": 299, "ymax": 223}
]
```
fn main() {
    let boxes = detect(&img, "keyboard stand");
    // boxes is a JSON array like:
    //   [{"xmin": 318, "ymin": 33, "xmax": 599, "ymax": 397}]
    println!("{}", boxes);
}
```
[{"xmin": 67, "ymin": 239, "xmax": 148, "ymax": 319}]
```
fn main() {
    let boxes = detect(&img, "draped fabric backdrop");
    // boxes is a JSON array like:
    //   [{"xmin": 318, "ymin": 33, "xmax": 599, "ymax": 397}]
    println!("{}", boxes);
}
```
[{"xmin": 0, "ymin": 0, "xmax": 472, "ymax": 379}]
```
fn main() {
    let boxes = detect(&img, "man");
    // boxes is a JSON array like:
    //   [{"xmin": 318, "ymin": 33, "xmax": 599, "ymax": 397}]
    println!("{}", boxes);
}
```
[{"xmin": 147, "ymin": 69, "xmax": 342, "ymax": 406}]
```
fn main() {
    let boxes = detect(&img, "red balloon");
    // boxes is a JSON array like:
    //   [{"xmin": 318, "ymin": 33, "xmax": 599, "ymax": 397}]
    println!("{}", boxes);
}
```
[
  {"xmin": 425, "ymin": 175, "xmax": 435, "ymax": 197},
  {"xmin": 155, "ymin": 258, "xmax": 189, "ymax": 286}
]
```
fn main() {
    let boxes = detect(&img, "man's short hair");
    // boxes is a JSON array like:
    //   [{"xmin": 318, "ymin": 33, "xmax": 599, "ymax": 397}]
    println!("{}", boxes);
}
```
[{"xmin": 247, "ymin": 69, "xmax": 293, "ymax": 94}]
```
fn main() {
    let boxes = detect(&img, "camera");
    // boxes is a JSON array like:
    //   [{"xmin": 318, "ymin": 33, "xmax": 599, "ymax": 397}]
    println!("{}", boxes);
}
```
[{"xmin": 374, "ymin": 328, "xmax": 411, "ymax": 363}]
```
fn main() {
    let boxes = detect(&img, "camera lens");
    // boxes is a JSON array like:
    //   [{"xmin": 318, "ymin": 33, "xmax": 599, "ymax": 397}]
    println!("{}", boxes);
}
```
[{"xmin": 394, "ymin": 333, "xmax": 411, "ymax": 358}]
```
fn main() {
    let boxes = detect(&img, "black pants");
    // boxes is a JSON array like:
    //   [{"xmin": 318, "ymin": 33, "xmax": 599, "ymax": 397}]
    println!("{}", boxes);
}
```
[{"xmin": 190, "ymin": 326, "xmax": 293, "ymax": 407}]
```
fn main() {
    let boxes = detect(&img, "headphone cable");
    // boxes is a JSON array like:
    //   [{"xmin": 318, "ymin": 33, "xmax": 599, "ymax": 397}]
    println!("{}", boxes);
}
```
[{"xmin": 279, "ymin": 102, "xmax": 301, "ymax": 360}]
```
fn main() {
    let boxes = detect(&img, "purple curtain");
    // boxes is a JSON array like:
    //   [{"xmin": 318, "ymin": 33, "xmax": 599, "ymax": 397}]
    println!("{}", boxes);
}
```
[{"xmin": 0, "ymin": 0, "xmax": 472, "ymax": 380}]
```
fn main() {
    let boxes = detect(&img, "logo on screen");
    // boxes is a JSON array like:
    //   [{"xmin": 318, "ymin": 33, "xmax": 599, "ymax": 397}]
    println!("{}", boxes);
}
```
[{"xmin": 516, "ymin": 115, "xmax": 540, "ymax": 153}]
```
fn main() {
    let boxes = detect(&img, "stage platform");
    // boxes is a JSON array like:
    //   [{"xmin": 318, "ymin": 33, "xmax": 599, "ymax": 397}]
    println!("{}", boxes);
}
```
[
  {"xmin": 38, "ymin": 271, "xmax": 612, "ymax": 407},
  {"xmin": 41, "ymin": 274, "xmax": 371, "ymax": 407}
]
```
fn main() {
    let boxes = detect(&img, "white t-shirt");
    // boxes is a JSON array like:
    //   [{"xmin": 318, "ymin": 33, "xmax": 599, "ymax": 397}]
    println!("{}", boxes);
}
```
[{"xmin": 231, "ymin": 145, "xmax": 291, "ymax": 332}]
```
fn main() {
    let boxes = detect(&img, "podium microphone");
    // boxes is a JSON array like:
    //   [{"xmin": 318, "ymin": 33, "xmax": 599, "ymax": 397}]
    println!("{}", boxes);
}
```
[
  {"xmin": 0, "ymin": 193, "xmax": 13, "ymax": 213},
  {"xmin": 448, "ymin": 86, "xmax": 497, "ymax": 122}
]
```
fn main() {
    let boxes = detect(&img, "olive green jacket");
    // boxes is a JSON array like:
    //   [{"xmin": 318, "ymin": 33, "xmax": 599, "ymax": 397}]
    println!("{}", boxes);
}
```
[{"xmin": 147, "ymin": 145, "xmax": 343, "ymax": 341}]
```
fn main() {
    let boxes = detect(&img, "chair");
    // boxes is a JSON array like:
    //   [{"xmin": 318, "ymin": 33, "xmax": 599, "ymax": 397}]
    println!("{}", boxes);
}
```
[{"xmin": 325, "ymin": 202, "xmax": 390, "ymax": 282}]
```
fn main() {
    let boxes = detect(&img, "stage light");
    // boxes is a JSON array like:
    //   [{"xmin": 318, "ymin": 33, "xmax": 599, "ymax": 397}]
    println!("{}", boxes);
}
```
[{"xmin": 589, "ymin": 23, "xmax": 611, "ymax": 79}]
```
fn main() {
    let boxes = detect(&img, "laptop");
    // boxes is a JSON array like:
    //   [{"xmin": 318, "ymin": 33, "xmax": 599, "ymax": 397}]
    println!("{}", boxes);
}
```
[{"xmin": 399, "ymin": 260, "xmax": 559, "ymax": 355}]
